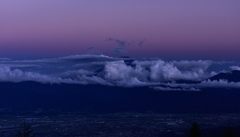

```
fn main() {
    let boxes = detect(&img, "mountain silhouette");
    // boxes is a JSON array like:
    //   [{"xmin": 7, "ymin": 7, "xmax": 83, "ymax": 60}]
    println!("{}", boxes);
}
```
[
  {"xmin": 208, "ymin": 70, "xmax": 240, "ymax": 82},
  {"xmin": 1, "ymin": 81, "xmax": 240, "ymax": 114}
]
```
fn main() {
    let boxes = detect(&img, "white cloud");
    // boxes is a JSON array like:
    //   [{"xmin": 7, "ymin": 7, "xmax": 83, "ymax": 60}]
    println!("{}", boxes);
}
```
[
  {"xmin": 99, "ymin": 59, "xmax": 212, "ymax": 86},
  {"xmin": 58, "ymin": 69, "xmax": 111, "ymax": 86},
  {"xmin": 59, "ymin": 54, "xmax": 117, "ymax": 62},
  {"xmin": 0, "ymin": 54, "xmax": 239, "ymax": 90},
  {"xmin": 161, "ymin": 79, "xmax": 240, "ymax": 90},
  {"xmin": 172, "ymin": 60, "xmax": 212, "ymax": 71},
  {"xmin": 0, "ymin": 67, "xmax": 78, "ymax": 84},
  {"xmin": 199, "ymin": 79, "xmax": 240, "ymax": 88},
  {"xmin": 0, "ymin": 58, "xmax": 11, "ymax": 61},
  {"xmin": 230, "ymin": 66, "xmax": 240, "ymax": 71},
  {"xmin": 133, "ymin": 60, "xmax": 211, "ymax": 82}
]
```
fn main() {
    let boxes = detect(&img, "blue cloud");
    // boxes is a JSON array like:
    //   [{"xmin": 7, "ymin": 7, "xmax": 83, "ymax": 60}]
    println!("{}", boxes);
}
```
[
  {"xmin": 87, "ymin": 46, "xmax": 94, "ymax": 50},
  {"xmin": 138, "ymin": 39, "xmax": 146, "ymax": 46},
  {"xmin": 110, "ymin": 47, "xmax": 127, "ymax": 53},
  {"xmin": 106, "ymin": 37, "xmax": 130, "ymax": 46}
]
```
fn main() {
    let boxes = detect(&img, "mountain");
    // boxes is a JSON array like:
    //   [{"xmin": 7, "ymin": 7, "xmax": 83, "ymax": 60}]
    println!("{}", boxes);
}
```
[
  {"xmin": 208, "ymin": 70, "xmax": 240, "ymax": 82},
  {"xmin": 1, "ymin": 81, "xmax": 240, "ymax": 114}
]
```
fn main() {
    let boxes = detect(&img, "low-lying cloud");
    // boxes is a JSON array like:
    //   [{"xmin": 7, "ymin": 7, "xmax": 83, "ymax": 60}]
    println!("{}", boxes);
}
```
[
  {"xmin": 0, "ymin": 54, "xmax": 239, "ymax": 91},
  {"xmin": 153, "ymin": 86, "xmax": 200, "ymax": 91},
  {"xmin": 0, "ymin": 67, "xmax": 76, "ymax": 84},
  {"xmin": 230, "ymin": 66, "xmax": 240, "ymax": 71}
]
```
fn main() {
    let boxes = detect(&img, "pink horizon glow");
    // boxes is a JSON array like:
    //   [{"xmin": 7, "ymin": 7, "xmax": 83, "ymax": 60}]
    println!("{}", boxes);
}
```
[{"xmin": 0, "ymin": 0, "xmax": 240, "ymax": 59}]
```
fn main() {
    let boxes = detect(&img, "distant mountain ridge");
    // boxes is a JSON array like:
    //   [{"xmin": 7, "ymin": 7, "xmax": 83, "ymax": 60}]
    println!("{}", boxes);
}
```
[
  {"xmin": 208, "ymin": 70, "xmax": 240, "ymax": 82},
  {"xmin": 1, "ymin": 68, "xmax": 240, "ymax": 114},
  {"xmin": 1, "ymin": 81, "xmax": 240, "ymax": 114}
]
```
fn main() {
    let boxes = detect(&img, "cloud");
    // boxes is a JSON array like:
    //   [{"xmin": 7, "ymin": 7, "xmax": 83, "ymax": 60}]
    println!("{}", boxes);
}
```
[
  {"xmin": 0, "ymin": 67, "xmax": 77, "ymax": 84},
  {"xmin": 0, "ymin": 66, "xmax": 110, "ymax": 86},
  {"xmin": 103, "ymin": 61, "xmax": 149, "ymax": 82},
  {"xmin": 138, "ymin": 39, "xmax": 146, "ymax": 46},
  {"xmin": 110, "ymin": 47, "xmax": 127, "ymax": 53},
  {"xmin": 198, "ymin": 79, "xmax": 240, "ymax": 88},
  {"xmin": 0, "ymin": 56, "xmax": 213, "ymax": 86},
  {"xmin": 0, "ymin": 54, "xmax": 240, "ymax": 91},
  {"xmin": 230, "ymin": 66, "xmax": 240, "ymax": 71},
  {"xmin": 161, "ymin": 79, "xmax": 240, "ymax": 91},
  {"xmin": 58, "ymin": 54, "xmax": 116, "ymax": 62},
  {"xmin": 106, "ymin": 37, "xmax": 130, "ymax": 46},
  {"xmin": 58, "ymin": 69, "xmax": 111, "ymax": 86},
  {"xmin": 4, "ymin": 54, "xmax": 115, "ymax": 64},
  {"xmin": 87, "ymin": 46, "xmax": 94, "ymax": 50},
  {"xmin": 132, "ymin": 60, "xmax": 212, "ymax": 82},
  {"xmin": 98, "ymin": 59, "xmax": 212, "ymax": 87},
  {"xmin": 0, "ymin": 64, "xmax": 39, "ymax": 68},
  {"xmin": 172, "ymin": 60, "xmax": 212, "ymax": 71},
  {"xmin": 59, "ymin": 54, "xmax": 111, "ymax": 60},
  {"xmin": 114, "ymin": 77, "xmax": 155, "ymax": 87},
  {"xmin": 153, "ymin": 86, "xmax": 200, "ymax": 91},
  {"xmin": 0, "ymin": 58, "xmax": 11, "ymax": 61}
]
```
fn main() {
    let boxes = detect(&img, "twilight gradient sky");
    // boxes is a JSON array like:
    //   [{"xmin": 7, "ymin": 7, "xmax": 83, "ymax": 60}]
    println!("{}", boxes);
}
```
[{"xmin": 0, "ymin": 0, "xmax": 240, "ymax": 60}]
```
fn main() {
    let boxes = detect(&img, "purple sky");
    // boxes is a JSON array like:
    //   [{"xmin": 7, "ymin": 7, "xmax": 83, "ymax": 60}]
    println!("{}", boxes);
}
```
[{"xmin": 0, "ymin": 0, "xmax": 240, "ymax": 59}]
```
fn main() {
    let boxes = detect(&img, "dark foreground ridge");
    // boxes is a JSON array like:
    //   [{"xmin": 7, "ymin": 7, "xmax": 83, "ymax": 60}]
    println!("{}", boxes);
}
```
[
  {"xmin": 1, "ymin": 113, "xmax": 240, "ymax": 137},
  {"xmin": 0, "ymin": 81, "xmax": 240, "ymax": 114}
]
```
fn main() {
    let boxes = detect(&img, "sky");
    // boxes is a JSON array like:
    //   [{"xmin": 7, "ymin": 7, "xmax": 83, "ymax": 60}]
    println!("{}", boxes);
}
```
[{"xmin": 0, "ymin": 0, "xmax": 240, "ymax": 60}]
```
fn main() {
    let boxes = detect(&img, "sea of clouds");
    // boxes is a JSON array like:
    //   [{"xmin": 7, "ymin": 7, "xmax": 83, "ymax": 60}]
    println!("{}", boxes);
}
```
[{"xmin": 0, "ymin": 54, "xmax": 240, "ymax": 91}]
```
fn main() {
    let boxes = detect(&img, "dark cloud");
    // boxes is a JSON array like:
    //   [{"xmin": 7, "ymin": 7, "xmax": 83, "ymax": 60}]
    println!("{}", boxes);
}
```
[
  {"xmin": 153, "ymin": 86, "xmax": 200, "ymax": 91},
  {"xmin": 106, "ymin": 38, "xmax": 147, "ymax": 47},
  {"xmin": 58, "ymin": 54, "xmax": 117, "ymax": 62},
  {"xmin": 87, "ymin": 46, "xmax": 94, "ymax": 50},
  {"xmin": 138, "ymin": 39, "xmax": 146, "ymax": 46},
  {"xmin": 106, "ymin": 37, "xmax": 114, "ymax": 41},
  {"xmin": 110, "ymin": 47, "xmax": 127, "ymax": 53},
  {"xmin": 106, "ymin": 37, "xmax": 130, "ymax": 46}
]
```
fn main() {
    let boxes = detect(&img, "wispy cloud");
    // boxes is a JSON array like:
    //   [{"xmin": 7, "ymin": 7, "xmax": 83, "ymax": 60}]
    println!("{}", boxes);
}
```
[
  {"xmin": 106, "ymin": 37, "xmax": 130, "ymax": 46},
  {"xmin": 0, "ymin": 58, "xmax": 11, "ymax": 61},
  {"xmin": 230, "ymin": 66, "xmax": 240, "ymax": 71},
  {"xmin": 138, "ymin": 39, "xmax": 146, "ymax": 46},
  {"xmin": 86, "ymin": 46, "xmax": 102, "ymax": 54},
  {"xmin": 87, "ymin": 46, "xmax": 94, "ymax": 50},
  {"xmin": 110, "ymin": 47, "xmax": 127, "ymax": 53},
  {"xmin": 153, "ymin": 86, "xmax": 200, "ymax": 91},
  {"xmin": 0, "ymin": 67, "xmax": 77, "ymax": 84}
]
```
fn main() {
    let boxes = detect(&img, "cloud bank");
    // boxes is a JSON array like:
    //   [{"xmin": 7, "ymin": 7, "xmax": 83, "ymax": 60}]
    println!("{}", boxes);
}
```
[
  {"xmin": 230, "ymin": 66, "xmax": 240, "ymax": 71},
  {"xmin": 0, "ymin": 54, "xmax": 239, "ymax": 91}
]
